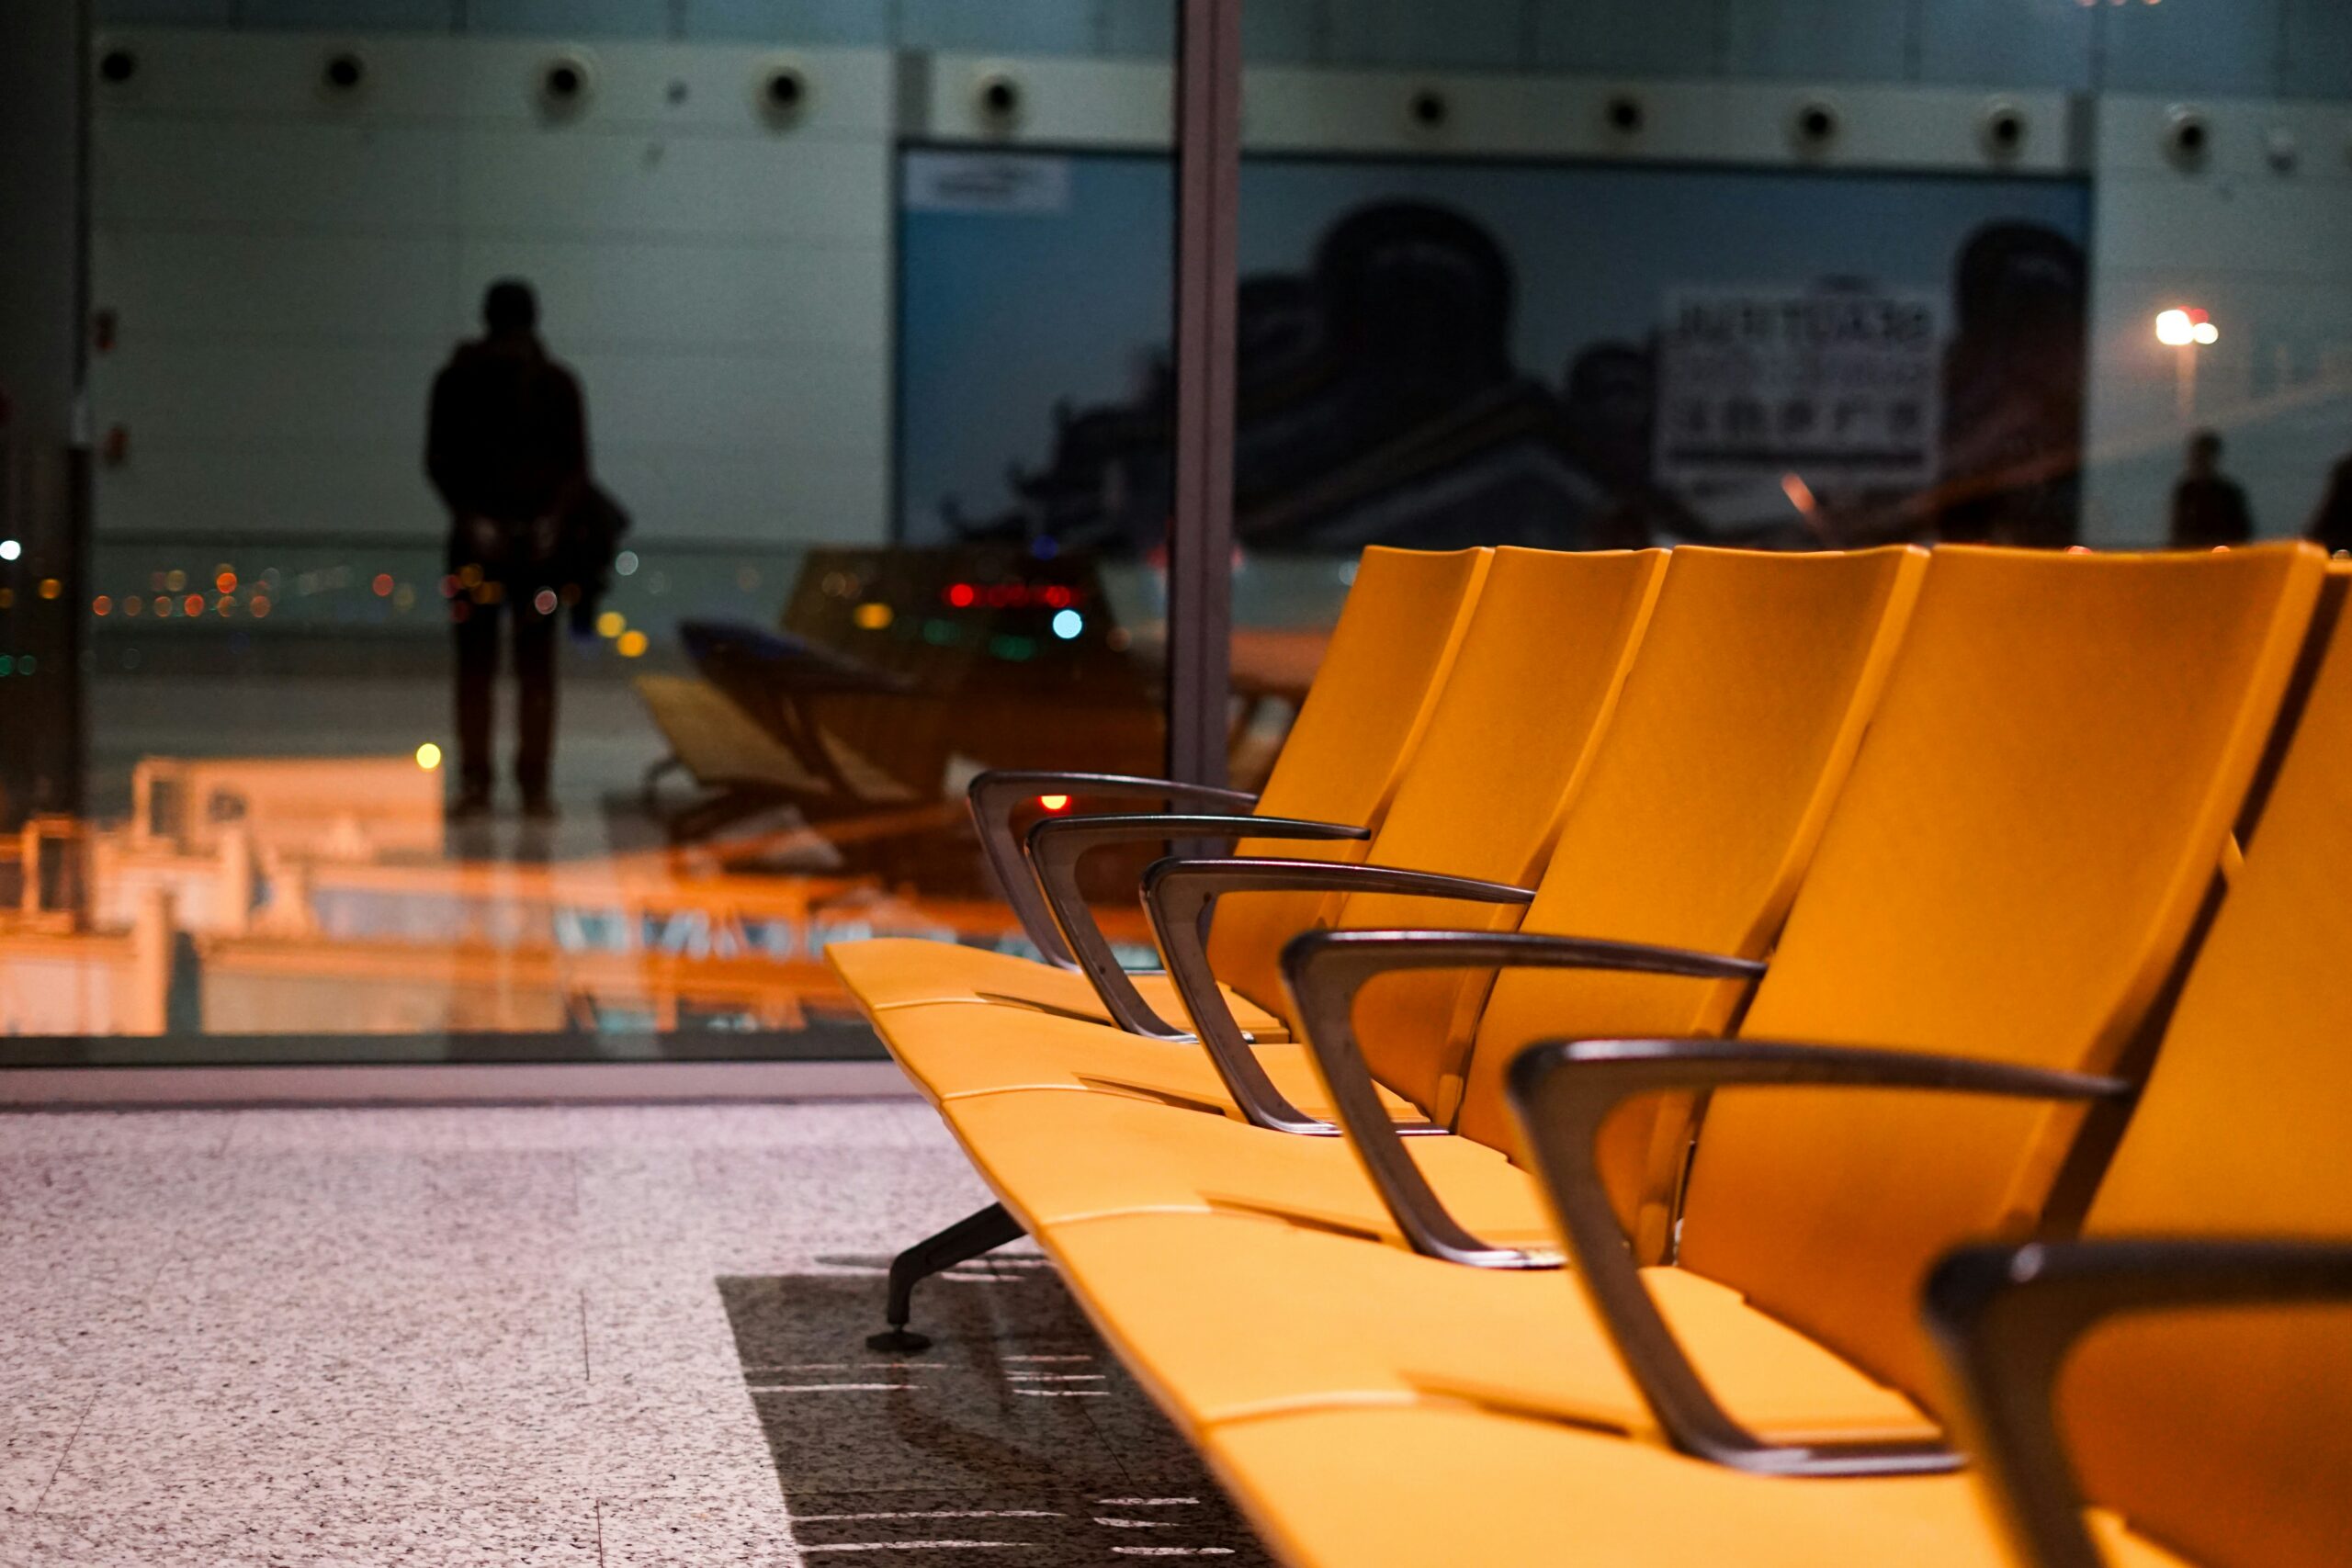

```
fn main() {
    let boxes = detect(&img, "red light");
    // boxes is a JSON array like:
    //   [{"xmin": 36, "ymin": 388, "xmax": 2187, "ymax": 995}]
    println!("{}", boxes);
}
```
[
  {"xmin": 373, "ymin": 573, "xmax": 394, "ymax": 597},
  {"xmin": 92, "ymin": 595, "xmax": 112, "ymax": 616},
  {"xmin": 183, "ymin": 593, "xmax": 204, "ymax": 615},
  {"xmin": 1038, "ymin": 794, "xmax": 1071, "ymax": 812},
  {"xmin": 1041, "ymin": 585, "xmax": 1073, "ymax": 609},
  {"xmin": 946, "ymin": 582, "xmax": 976, "ymax": 608}
]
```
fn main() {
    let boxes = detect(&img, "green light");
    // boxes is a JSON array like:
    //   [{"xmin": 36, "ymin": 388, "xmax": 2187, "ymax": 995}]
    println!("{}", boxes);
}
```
[
  {"xmin": 988, "ymin": 634, "xmax": 1037, "ymax": 662},
  {"xmin": 922, "ymin": 619, "xmax": 959, "ymax": 647},
  {"xmin": 0, "ymin": 656, "xmax": 13, "ymax": 676}
]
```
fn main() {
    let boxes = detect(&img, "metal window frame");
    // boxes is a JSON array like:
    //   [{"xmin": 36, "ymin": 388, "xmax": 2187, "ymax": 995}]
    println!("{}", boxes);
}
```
[{"xmin": 1166, "ymin": 0, "xmax": 1241, "ymax": 790}]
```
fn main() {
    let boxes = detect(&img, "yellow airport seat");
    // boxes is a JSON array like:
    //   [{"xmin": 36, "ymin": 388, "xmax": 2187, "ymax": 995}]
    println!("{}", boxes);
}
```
[
  {"xmin": 846, "ymin": 545, "xmax": 1669, "ymax": 1353},
  {"xmin": 827, "ymin": 544, "xmax": 1493, "ymax": 1031},
  {"xmin": 859, "ymin": 998, "xmax": 1418, "ymax": 1121},
  {"xmin": 876, "ymin": 543, "xmax": 1926, "ymax": 1266},
  {"xmin": 914, "ymin": 544, "xmax": 2324, "ymax": 1458},
  {"xmin": 826, "ymin": 938, "xmax": 1291, "ymax": 1043},
  {"xmin": 853, "ymin": 545, "xmax": 1668, "ymax": 1111},
  {"xmin": 1661, "ymin": 542, "xmax": 2324, "ymax": 1407},
  {"xmin": 1936, "ymin": 575, "xmax": 2352, "ymax": 1568},
  {"xmin": 1042, "ymin": 1209, "xmax": 1930, "ymax": 1441},
  {"xmin": 877, "ymin": 545, "xmax": 1917, "ymax": 1136},
  {"xmin": 938, "ymin": 1086, "xmax": 1552, "ymax": 1241},
  {"xmin": 1197, "ymin": 558, "xmax": 2352, "ymax": 1568},
  {"xmin": 1201, "ymin": 1404, "xmax": 2183, "ymax": 1568}
]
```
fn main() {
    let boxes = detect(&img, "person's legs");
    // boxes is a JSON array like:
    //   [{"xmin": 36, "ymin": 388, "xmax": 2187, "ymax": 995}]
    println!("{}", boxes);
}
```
[
  {"xmin": 452, "ymin": 599, "xmax": 500, "ymax": 809},
  {"xmin": 512, "ymin": 590, "xmax": 560, "ymax": 812}
]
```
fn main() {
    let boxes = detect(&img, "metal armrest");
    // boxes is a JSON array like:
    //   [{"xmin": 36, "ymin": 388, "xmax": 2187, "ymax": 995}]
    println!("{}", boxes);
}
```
[
  {"xmin": 1927, "ymin": 1237, "xmax": 2352, "ymax": 1568},
  {"xmin": 1282, "ymin": 931, "xmax": 1766, "ymax": 1267},
  {"xmin": 967, "ymin": 770, "xmax": 1260, "ymax": 969},
  {"xmin": 1028, "ymin": 812, "xmax": 1369, "ymax": 1039},
  {"xmin": 1143, "ymin": 861, "xmax": 1540, "ymax": 1134},
  {"xmin": 1506, "ymin": 1037, "xmax": 2134, "ymax": 1479}
]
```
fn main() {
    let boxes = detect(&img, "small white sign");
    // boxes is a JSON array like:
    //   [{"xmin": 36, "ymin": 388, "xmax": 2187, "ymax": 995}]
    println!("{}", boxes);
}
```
[
  {"xmin": 903, "ymin": 152, "xmax": 1073, "ymax": 215},
  {"xmin": 1656, "ymin": 286, "xmax": 1943, "ymax": 490}
]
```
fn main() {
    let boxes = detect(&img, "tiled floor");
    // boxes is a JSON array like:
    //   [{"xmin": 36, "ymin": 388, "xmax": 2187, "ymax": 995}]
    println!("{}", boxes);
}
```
[{"xmin": 0, "ymin": 1103, "xmax": 1272, "ymax": 1565}]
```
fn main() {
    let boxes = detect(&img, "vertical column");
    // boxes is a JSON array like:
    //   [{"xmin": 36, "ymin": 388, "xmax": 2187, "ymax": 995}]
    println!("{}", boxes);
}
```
[
  {"xmin": 0, "ymin": 1, "xmax": 89, "ymax": 829},
  {"xmin": 1165, "ymin": 0, "xmax": 1241, "ymax": 788}
]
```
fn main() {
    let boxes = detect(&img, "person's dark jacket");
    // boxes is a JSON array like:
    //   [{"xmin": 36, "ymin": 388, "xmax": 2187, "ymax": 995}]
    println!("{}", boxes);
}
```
[
  {"xmin": 2309, "ymin": 457, "xmax": 2352, "ymax": 556},
  {"xmin": 426, "ymin": 333, "xmax": 589, "ymax": 577},
  {"xmin": 2169, "ymin": 475, "xmax": 2255, "ymax": 549}
]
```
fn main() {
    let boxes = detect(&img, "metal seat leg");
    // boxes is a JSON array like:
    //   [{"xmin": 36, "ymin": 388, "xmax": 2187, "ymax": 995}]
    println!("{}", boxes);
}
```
[{"xmin": 865, "ymin": 1201, "xmax": 1027, "ymax": 1353}]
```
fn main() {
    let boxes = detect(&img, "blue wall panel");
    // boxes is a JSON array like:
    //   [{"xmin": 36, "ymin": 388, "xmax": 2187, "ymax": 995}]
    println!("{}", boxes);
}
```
[
  {"xmin": 2282, "ymin": 0, "xmax": 2352, "ymax": 100},
  {"xmin": 1917, "ymin": 0, "xmax": 2092, "ymax": 92},
  {"xmin": 1722, "ymin": 0, "xmax": 1909, "ymax": 83},
  {"xmin": 1534, "ymin": 0, "xmax": 1725, "ymax": 79},
  {"xmin": 2101, "ymin": 0, "xmax": 2283, "ymax": 98}
]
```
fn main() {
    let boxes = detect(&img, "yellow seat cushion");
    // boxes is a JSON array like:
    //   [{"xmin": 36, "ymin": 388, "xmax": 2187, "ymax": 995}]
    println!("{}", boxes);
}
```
[
  {"xmin": 1204, "ymin": 1404, "xmax": 2185, "ymax": 1568},
  {"xmin": 871, "ymin": 1000, "xmax": 1414, "ymax": 1120},
  {"xmin": 827, "ymin": 936, "xmax": 1290, "ymax": 1041},
  {"xmin": 937, "ymin": 1089, "xmax": 1555, "ymax": 1244},
  {"xmin": 1039, "ymin": 1211, "xmax": 1931, "ymax": 1444}
]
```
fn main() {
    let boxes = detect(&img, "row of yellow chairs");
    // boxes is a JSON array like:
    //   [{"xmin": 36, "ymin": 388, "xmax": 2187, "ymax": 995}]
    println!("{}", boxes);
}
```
[{"xmin": 825, "ymin": 541, "xmax": 2352, "ymax": 1568}]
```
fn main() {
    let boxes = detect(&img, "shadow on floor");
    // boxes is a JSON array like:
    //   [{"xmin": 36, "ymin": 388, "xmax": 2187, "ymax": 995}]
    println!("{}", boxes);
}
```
[{"xmin": 718, "ymin": 1258, "xmax": 1276, "ymax": 1563}]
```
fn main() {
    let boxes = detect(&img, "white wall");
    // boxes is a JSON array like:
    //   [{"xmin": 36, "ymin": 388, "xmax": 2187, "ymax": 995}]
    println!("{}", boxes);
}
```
[
  {"xmin": 90, "ymin": 30, "xmax": 894, "ymax": 546},
  {"xmin": 2080, "ymin": 96, "xmax": 2352, "ymax": 545}
]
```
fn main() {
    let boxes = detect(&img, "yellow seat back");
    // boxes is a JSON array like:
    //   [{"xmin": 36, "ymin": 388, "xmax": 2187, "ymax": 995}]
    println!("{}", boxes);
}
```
[
  {"xmin": 1336, "ymin": 547, "xmax": 1669, "ymax": 1117},
  {"xmin": 2053, "ymin": 600, "xmax": 2352, "ymax": 1568},
  {"xmin": 1677, "ymin": 543, "xmax": 2324, "ymax": 1404},
  {"xmin": 1209, "ymin": 547, "xmax": 1492, "ymax": 1011},
  {"xmin": 1452, "ymin": 547, "xmax": 1930, "ymax": 1236}
]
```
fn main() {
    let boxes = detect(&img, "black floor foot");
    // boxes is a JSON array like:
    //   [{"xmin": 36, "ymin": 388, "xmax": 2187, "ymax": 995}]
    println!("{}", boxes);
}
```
[{"xmin": 865, "ymin": 1201, "xmax": 1026, "ymax": 1358}]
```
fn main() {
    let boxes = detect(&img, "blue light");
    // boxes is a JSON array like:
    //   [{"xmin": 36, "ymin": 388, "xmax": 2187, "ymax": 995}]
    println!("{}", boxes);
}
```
[{"xmin": 1050, "ymin": 608, "xmax": 1083, "ymax": 640}]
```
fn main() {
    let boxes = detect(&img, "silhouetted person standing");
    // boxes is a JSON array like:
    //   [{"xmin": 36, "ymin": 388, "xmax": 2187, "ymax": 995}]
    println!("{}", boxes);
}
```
[
  {"xmin": 2306, "ymin": 447, "xmax": 2352, "ymax": 556},
  {"xmin": 426, "ymin": 280, "xmax": 586, "ymax": 818},
  {"xmin": 2169, "ymin": 430, "xmax": 2254, "ymax": 549}
]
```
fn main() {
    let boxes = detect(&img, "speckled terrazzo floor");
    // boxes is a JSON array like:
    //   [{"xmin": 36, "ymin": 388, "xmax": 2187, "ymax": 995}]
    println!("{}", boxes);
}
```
[{"xmin": 0, "ymin": 1104, "xmax": 1273, "ymax": 1566}]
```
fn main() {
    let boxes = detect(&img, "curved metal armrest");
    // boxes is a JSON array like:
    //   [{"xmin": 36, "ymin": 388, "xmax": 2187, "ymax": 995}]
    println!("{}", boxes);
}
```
[
  {"xmin": 1506, "ymin": 1037, "xmax": 2134, "ymax": 1480},
  {"xmin": 1280, "ymin": 931, "xmax": 1765, "ymax": 1267},
  {"xmin": 1143, "ymin": 862, "xmax": 1540, "ymax": 1134},
  {"xmin": 967, "ymin": 770, "xmax": 1261, "ymax": 969},
  {"xmin": 1927, "ymin": 1237, "xmax": 2352, "ymax": 1568},
  {"xmin": 1027, "ymin": 813, "xmax": 1369, "ymax": 1039}
]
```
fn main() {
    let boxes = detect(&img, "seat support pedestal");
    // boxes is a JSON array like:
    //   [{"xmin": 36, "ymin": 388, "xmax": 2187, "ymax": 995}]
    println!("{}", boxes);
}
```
[{"xmin": 865, "ymin": 1201, "xmax": 1027, "ymax": 1354}]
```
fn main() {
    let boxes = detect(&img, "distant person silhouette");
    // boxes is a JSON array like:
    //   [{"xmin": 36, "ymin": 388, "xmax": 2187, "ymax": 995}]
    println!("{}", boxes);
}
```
[
  {"xmin": 425, "ymin": 280, "xmax": 587, "ymax": 819},
  {"xmin": 2168, "ymin": 430, "xmax": 2254, "ymax": 549},
  {"xmin": 2305, "ymin": 445, "xmax": 2352, "ymax": 556}
]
